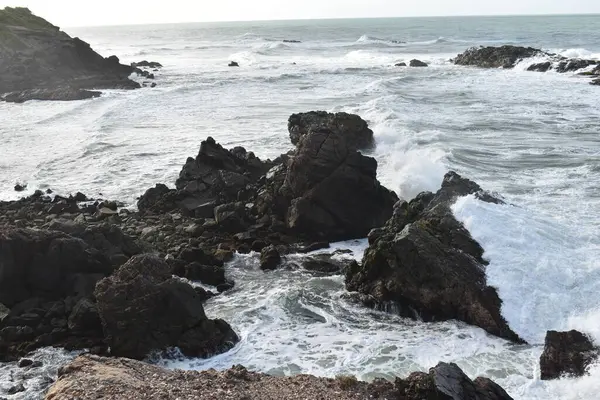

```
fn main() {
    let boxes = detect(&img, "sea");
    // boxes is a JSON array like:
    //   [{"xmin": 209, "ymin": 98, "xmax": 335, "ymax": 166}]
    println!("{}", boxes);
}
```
[{"xmin": 1, "ymin": 14, "xmax": 600, "ymax": 399}]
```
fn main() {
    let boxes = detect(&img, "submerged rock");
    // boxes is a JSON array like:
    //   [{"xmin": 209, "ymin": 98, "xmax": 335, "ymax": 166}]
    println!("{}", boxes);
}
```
[
  {"xmin": 540, "ymin": 330, "xmax": 599, "ymax": 380},
  {"xmin": 95, "ymin": 254, "xmax": 239, "ymax": 360},
  {"xmin": 454, "ymin": 45, "xmax": 544, "ymax": 68},
  {"xmin": 229, "ymin": 61, "xmax": 239, "ymax": 67},
  {"xmin": 346, "ymin": 172, "xmax": 523, "ymax": 343},
  {"xmin": 46, "ymin": 355, "xmax": 513, "ymax": 400},
  {"xmin": 0, "ymin": 7, "xmax": 139, "ymax": 102},
  {"xmin": 395, "ymin": 62, "xmax": 407, "ymax": 67},
  {"xmin": 131, "ymin": 60, "xmax": 163, "ymax": 68}
]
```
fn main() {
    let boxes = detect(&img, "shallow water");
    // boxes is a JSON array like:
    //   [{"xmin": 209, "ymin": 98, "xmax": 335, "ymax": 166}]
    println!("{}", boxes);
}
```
[{"xmin": 1, "ymin": 14, "xmax": 600, "ymax": 399}]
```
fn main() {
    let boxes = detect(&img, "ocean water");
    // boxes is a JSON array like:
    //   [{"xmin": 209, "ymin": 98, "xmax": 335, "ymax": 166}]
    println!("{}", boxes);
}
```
[{"xmin": 1, "ymin": 14, "xmax": 600, "ymax": 399}]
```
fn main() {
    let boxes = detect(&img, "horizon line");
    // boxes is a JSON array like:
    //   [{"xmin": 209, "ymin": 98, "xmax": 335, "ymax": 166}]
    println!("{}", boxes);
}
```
[{"xmin": 65, "ymin": 12, "xmax": 600, "ymax": 29}]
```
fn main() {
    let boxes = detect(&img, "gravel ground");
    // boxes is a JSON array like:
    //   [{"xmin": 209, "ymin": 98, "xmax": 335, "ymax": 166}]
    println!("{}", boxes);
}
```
[{"xmin": 45, "ymin": 355, "xmax": 398, "ymax": 400}]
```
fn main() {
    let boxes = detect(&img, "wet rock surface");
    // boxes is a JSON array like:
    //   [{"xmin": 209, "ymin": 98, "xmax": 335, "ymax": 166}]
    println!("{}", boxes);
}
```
[
  {"xmin": 346, "ymin": 172, "xmax": 523, "ymax": 343},
  {"xmin": 45, "ymin": 355, "xmax": 513, "ymax": 400},
  {"xmin": 95, "ymin": 255, "xmax": 239, "ymax": 360},
  {"xmin": 540, "ymin": 330, "xmax": 599, "ymax": 380},
  {"xmin": 454, "ymin": 45, "xmax": 600, "ymax": 85}
]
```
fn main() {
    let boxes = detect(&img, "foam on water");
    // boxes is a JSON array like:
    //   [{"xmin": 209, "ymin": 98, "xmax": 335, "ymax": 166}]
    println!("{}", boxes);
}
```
[{"xmin": 3, "ymin": 15, "xmax": 600, "ymax": 400}]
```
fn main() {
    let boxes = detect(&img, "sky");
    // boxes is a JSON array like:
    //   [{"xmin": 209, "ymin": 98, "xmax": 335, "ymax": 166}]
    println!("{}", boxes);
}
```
[{"xmin": 1, "ymin": 0, "xmax": 599, "ymax": 27}]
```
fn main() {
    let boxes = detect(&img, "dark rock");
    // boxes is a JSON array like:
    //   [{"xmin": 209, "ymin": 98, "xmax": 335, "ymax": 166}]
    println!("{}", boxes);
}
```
[
  {"xmin": 346, "ymin": 172, "xmax": 523, "ymax": 343},
  {"xmin": 45, "ymin": 189, "xmax": 53, "ymax": 194},
  {"xmin": 592, "ymin": 78, "xmax": 600, "ymax": 86},
  {"xmin": 0, "ymin": 228, "xmax": 114, "ymax": 307},
  {"xmin": 229, "ymin": 61, "xmax": 239, "ymax": 67},
  {"xmin": 2, "ymin": 88, "xmax": 101, "ymax": 103},
  {"xmin": 151, "ymin": 82, "xmax": 157, "ymax": 88},
  {"xmin": 540, "ymin": 330, "xmax": 599, "ymax": 380},
  {"xmin": 454, "ymin": 45, "xmax": 544, "ymax": 69},
  {"xmin": 288, "ymin": 111, "xmax": 374, "ymax": 150},
  {"xmin": 556, "ymin": 59, "xmax": 596, "ymax": 73},
  {"xmin": 395, "ymin": 62, "xmax": 407, "ymax": 67},
  {"xmin": 527, "ymin": 62, "xmax": 552, "ymax": 72},
  {"xmin": 283, "ymin": 127, "xmax": 397, "ymax": 240},
  {"xmin": 182, "ymin": 262, "xmax": 226, "ymax": 286},
  {"xmin": 67, "ymin": 298, "xmax": 102, "ymax": 334},
  {"xmin": 283, "ymin": 40, "xmax": 301, "ymax": 43},
  {"xmin": 132, "ymin": 61, "xmax": 163, "ymax": 68},
  {"xmin": 298, "ymin": 253, "xmax": 350, "ymax": 275},
  {"xmin": 193, "ymin": 286, "xmax": 215, "ymax": 302},
  {"xmin": 140, "ymin": 137, "xmax": 272, "ymax": 216},
  {"xmin": 14, "ymin": 183, "xmax": 26, "ymax": 192},
  {"xmin": 0, "ymin": 7, "xmax": 139, "ymax": 103},
  {"xmin": 95, "ymin": 254, "xmax": 239, "ymax": 359},
  {"xmin": 7, "ymin": 383, "xmax": 25, "ymax": 395},
  {"xmin": 17, "ymin": 358, "xmax": 34, "ymax": 368},
  {"xmin": 72, "ymin": 192, "xmax": 88, "ymax": 202},
  {"xmin": 260, "ymin": 245, "xmax": 281, "ymax": 271},
  {"xmin": 216, "ymin": 282, "xmax": 234, "ymax": 293},
  {"xmin": 409, "ymin": 59, "xmax": 428, "ymax": 67}
]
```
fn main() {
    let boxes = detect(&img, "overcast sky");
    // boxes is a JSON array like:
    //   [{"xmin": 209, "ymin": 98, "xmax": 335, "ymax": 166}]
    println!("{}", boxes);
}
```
[{"xmin": 1, "ymin": 0, "xmax": 599, "ymax": 27}]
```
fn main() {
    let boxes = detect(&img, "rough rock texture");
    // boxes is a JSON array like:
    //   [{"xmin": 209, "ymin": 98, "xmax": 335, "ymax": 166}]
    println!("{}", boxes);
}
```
[
  {"xmin": 46, "ymin": 356, "xmax": 513, "ymax": 400},
  {"xmin": 0, "ymin": 223, "xmax": 143, "ymax": 361},
  {"xmin": 282, "ymin": 126, "xmax": 397, "ymax": 240},
  {"xmin": 287, "ymin": 111, "xmax": 375, "ymax": 149},
  {"xmin": 453, "ymin": 46, "xmax": 543, "ymax": 68},
  {"xmin": 138, "ymin": 112, "xmax": 395, "ymax": 248},
  {"xmin": 540, "ymin": 330, "xmax": 599, "ymax": 380},
  {"xmin": 0, "ymin": 7, "xmax": 139, "ymax": 102},
  {"xmin": 138, "ymin": 137, "xmax": 272, "ymax": 216},
  {"xmin": 94, "ymin": 254, "xmax": 239, "ymax": 360},
  {"xmin": 346, "ymin": 172, "xmax": 523, "ymax": 343},
  {"xmin": 527, "ymin": 62, "xmax": 552, "ymax": 72}
]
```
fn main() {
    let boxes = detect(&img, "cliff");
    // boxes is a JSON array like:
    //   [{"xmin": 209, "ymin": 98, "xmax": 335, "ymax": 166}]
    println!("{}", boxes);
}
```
[{"xmin": 0, "ymin": 7, "xmax": 139, "ymax": 102}]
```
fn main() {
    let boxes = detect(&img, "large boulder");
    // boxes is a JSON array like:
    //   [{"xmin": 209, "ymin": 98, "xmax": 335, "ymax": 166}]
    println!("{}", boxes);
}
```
[
  {"xmin": 282, "ymin": 127, "xmax": 397, "ymax": 240},
  {"xmin": 94, "ymin": 254, "xmax": 239, "ymax": 360},
  {"xmin": 0, "ymin": 7, "xmax": 140, "ymax": 102},
  {"xmin": 540, "ymin": 330, "xmax": 599, "ymax": 380},
  {"xmin": 288, "ymin": 111, "xmax": 375, "ymax": 150},
  {"xmin": 346, "ymin": 172, "xmax": 523, "ymax": 343},
  {"xmin": 0, "ymin": 228, "xmax": 113, "ymax": 306},
  {"xmin": 453, "ymin": 46, "xmax": 544, "ymax": 69}
]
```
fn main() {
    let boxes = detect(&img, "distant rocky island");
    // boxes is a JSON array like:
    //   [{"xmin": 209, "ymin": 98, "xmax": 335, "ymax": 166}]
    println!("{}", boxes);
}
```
[{"xmin": 0, "ymin": 7, "xmax": 159, "ymax": 103}]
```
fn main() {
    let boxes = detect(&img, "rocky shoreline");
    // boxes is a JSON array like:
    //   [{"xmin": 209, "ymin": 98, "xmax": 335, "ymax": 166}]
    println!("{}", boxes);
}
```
[
  {"xmin": 1, "ymin": 111, "xmax": 599, "ymax": 398},
  {"xmin": 2, "ymin": 8, "xmax": 600, "ymax": 399},
  {"xmin": 0, "ymin": 7, "xmax": 160, "ymax": 103}
]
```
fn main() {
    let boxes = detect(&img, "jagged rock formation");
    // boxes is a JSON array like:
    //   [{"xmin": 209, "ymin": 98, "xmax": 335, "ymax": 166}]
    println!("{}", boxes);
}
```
[
  {"xmin": 45, "ymin": 355, "xmax": 514, "ymax": 400},
  {"xmin": 346, "ymin": 172, "xmax": 524, "ymax": 343},
  {"xmin": 0, "ymin": 7, "xmax": 140, "ymax": 102}
]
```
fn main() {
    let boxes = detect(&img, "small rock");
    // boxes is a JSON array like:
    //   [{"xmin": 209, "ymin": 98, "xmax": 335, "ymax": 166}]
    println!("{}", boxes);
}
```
[
  {"xmin": 395, "ymin": 62, "xmax": 407, "ymax": 67},
  {"xmin": 46, "ymin": 188, "xmax": 53, "ymax": 194},
  {"xmin": 7, "ymin": 383, "xmax": 25, "ymax": 395},
  {"xmin": 229, "ymin": 61, "xmax": 239, "ymax": 67},
  {"xmin": 18, "ymin": 358, "xmax": 34, "ymax": 368},
  {"xmin": 260, "ymin": 245, "xmax": 281, "ymax": 271},
  {"xmin": 540, "ymin": 330, "xmax": 599, "ymax": 380},
  {"xmin": 14, "ymin": 183, "xmax": 27, "ymax": 192}
]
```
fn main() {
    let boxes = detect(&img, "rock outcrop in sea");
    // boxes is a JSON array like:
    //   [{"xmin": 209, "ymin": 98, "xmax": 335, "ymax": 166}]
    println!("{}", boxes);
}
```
[
  {"xmin": 0, "ymin": 7, "xmax": 149, "ymax": 102},
  {"xmin": 540, "ymin": 330, "xmax": 599, "ymax": 380},
  {"xmin": 45, "ymin": 355, "xmax": 514, "ymax": 400},
  {"xmin": 346, "ymin": 172, "xmax": 524, "ymax": 343},
  {"xmin": 0, "ymin": 111, "xmax": 527, "ymax": 398},
  {"xmin": 453, "ymin": 45, "xmax": 600, "ymax": 85}
]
